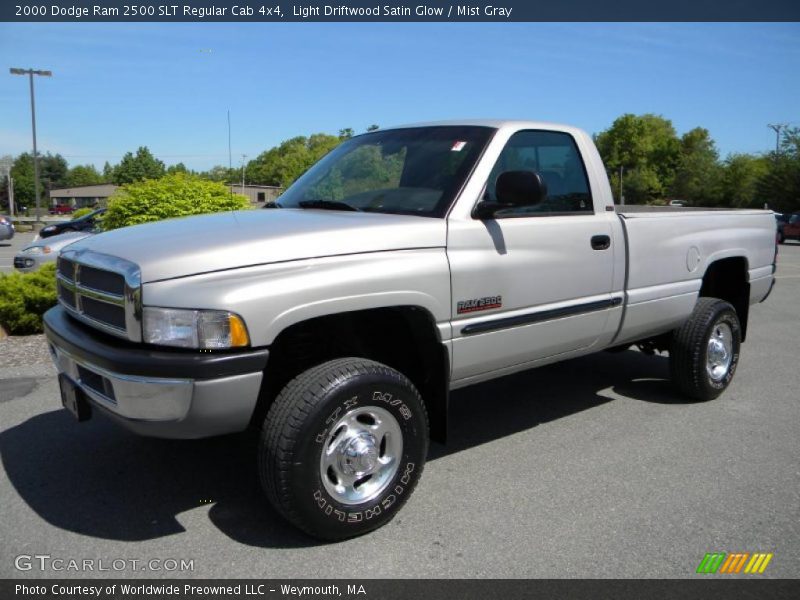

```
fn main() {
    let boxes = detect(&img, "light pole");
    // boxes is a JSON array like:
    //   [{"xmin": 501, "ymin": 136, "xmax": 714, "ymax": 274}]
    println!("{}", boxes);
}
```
[
  {"xmin": 241, "ymin": 154, "xmax": 247, "ymax": 195},
  {"xmin": 768, "ymin": 123, "xmax": 786, "ymax": 158},
  {"xmin": 10, "ymin": 67, "xmax": 52, "ymax": 224}
]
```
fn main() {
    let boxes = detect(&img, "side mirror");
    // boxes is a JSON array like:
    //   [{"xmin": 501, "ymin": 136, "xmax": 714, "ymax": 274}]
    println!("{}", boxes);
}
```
[{"xmin": 473, "ymin": 170, "xmax": 548, "ymax": 219}]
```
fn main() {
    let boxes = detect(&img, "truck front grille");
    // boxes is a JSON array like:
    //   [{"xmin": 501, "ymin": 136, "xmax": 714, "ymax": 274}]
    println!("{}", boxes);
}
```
[{"xmin": 56, "ymin": 252, "xmax": 141, "ymax": 341}]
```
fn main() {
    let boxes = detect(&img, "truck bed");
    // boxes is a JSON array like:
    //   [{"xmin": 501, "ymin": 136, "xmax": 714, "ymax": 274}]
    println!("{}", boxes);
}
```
[{"xmin": 611, "ymin": 206, "xmax": 776, "ymax": 345}]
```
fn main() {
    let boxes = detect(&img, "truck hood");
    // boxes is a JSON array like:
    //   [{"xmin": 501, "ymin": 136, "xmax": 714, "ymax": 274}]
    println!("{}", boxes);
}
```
[{"xmin": 66, "ymin": 209, "xmax": 447, "ymax": 282}]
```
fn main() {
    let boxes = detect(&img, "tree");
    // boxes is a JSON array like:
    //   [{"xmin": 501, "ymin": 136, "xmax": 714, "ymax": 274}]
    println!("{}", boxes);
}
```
[
  {"xmin": 103, "ymin": 173, "xmax": 250, "ymax": 230},
  {"xmin": 670, "ymin": 128, "xmax": 722, "ymax": 206},
  {"xmin": 756, "ymin": 128, "xmax": 800, "ymax": 213},
  {"xmin": 111, "ymin": 146, "xmax": 166, "ymax": 184},
  {"xmin": 338, "ymin": 128, "xmax": 355, "ymax": 139},
  {"xmin": 246, "ymin": 133, "xmax": 342, "ymax": 187},
  {"xmin": 102, "ymin": 161, "xmax": 114, "ymax": 180},
  {"xmin": 367, "ymin": 124, "xmax": 380, "ymax": 132},
  {"xmin": 65, "ymin": 164, "xmax": 103, "ymax": 187},
  {"xmin": 595, "ymin": 114, "xmax": 681, "ymax": 203},
  {"xmin": 201, "ymin": 165, "xmax": 237, "ymax": 182},
  {"xmin": 166, "ymin": 162, "xmax": 189, "ymax": 175},
  {"xmin": 9, "ymin": 152, "xmax": 69, "ymax": 207},
  {"xmin": 719, "ymin": 154, "xmax": 768, "ymax": 208}
]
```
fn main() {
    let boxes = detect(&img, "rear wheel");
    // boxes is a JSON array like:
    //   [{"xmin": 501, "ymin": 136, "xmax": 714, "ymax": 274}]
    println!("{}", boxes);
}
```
[
  {"xmin": 259, "ymin": 358, "xmax": 428, "ymax": 540},
  {"xmin": 669, "ymin": 298, "xmax": 741, "ymax": 401}
]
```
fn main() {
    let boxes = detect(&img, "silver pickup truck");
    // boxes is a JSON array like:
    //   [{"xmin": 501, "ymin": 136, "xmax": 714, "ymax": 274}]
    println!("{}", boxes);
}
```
[{"xmin": 44, "ymin": 120, "xmax": 777, "ymax": 540}]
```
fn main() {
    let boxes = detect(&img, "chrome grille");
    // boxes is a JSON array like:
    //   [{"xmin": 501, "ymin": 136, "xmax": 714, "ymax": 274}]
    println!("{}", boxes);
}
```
[{"xmin": 56, "ymin": 250, "xmax": 142, "ymax": 341}]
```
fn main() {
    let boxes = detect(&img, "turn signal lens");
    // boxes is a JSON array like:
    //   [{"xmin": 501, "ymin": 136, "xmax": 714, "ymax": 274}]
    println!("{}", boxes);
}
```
[{"xmin": 229, "ymin": 314, "xmax": 249, "ymax": 347}]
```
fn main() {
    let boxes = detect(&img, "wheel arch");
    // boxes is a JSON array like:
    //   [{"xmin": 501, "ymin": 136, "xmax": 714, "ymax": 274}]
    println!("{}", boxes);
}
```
[
  {"xmin": 252, "ymin": 305, "xmax": 450, "ymax": 443},
  {"xmin": 699, "ymin": 256, "xmax": 750, "ymax": 341}
]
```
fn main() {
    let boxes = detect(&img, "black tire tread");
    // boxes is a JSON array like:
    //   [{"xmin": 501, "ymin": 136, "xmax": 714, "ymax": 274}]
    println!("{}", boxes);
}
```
[
  {"xmin": 259, "ymin": 357, "xmax": 427, "ymax": 538},
  {"xmin": 669, "ymin": 297, "xmax": 737, "ymax": 400}
]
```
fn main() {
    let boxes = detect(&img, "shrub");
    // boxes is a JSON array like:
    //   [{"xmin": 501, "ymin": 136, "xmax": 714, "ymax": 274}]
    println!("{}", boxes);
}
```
[
  {"xmin": 102, "ymin": 173, "xmax": 250, "ymax": 230},
  {"xmin": 71, "ymin": 207, "xmax": 93, "ymax": 219},
  {"xmin": 0, "ymin": 263, "xmax": 57, "ymax": 335}
]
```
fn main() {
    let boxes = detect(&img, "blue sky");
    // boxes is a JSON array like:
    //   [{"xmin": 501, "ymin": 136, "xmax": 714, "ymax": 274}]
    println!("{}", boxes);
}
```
[{"xmin": 1, "ymin": 22, "xmax": 798, "ymax": 171}]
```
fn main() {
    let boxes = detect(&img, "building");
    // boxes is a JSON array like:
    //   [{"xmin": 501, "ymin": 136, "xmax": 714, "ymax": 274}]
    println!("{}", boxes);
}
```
[
  {"xmin": 49, "ymin": 183, "xmax": 283, "ymax": 210},
  {"xmin": 49, "ymin": 184, "xmax": 118, "ymax": 209},
  {"xmin": 228, "ymin": 184, "xmax": 283, "ymax": 205}
]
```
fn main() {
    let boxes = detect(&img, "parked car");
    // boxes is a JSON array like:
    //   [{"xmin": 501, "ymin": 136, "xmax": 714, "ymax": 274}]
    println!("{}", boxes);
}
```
[
  {"xmin": 775, "ymin": 213, "xmax": 788, "ymax": 243},
  {"xmin": 668, "ymin": 199, "xmax": 687, "ymax": 207},
  {"xmin": 14, "ymin": 231, "xmax": 94, "ymax": 272},
  {"xmin": 781, "ymin": 212, "xmax": 800, "ymax": 244},
  {"xmin": 49, "ymin": 204, "xmax": 74, "ymax": 215},
  {"xmin": 0, "ymin": 215, "xmax": 14, "ymax": 241},
  {"xmin": 38, "ymin": 208, "xmax": 105, "ymax": 239},
  {"xmin": 44, "ymin": 120, "xmax": 777, "ymax": 540}
]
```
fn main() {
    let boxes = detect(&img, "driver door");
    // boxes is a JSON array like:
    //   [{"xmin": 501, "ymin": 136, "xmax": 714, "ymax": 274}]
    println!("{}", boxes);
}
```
[{"xmin": 447, "ymin": 130, "xmax": 617, "ymax": 383}]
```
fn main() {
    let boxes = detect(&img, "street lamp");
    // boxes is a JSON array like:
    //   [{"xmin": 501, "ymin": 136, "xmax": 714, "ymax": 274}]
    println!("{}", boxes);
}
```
[{"xmin": 10, "ymin": 67, "xmax": 52, "ymax": 224}]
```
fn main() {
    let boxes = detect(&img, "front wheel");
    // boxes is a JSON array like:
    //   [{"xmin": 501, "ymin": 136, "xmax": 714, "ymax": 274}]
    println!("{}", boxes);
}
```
[
  {"xmin": 259, "ymin": 358, "xmax": 429, "ymax": 540},
  {"xmin": 669, "ymin": 298, "xmax": 742, "ymax": 401}
]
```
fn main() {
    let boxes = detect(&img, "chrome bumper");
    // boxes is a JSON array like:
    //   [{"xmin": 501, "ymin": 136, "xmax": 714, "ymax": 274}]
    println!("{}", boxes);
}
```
[{"xmin": 48, "ymin": 341, "xmax": 263, "ymax": 439}]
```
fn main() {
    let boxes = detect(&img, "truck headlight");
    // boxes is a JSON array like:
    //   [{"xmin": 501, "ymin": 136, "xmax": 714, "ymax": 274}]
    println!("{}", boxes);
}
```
[{"xmin": 143, "ymin": 307, "xmax": 250, "ymax": 349}]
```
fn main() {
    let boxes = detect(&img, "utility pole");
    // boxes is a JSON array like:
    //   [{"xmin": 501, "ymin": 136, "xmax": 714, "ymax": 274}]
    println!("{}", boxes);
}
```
[
  {"xmin": 10, "ymin": 68, "xmax": 52, "ymax": 224},
  {"xmin": 240, "ymin": 154, "xmax": 247, "ymax": 195},
  {"xmin": 768, "ymin": 123, "xmax": 787, "ymax": 158},
  {"xmin": 227, "ymin": 110, "xmax": 233, "ymax": 200}
]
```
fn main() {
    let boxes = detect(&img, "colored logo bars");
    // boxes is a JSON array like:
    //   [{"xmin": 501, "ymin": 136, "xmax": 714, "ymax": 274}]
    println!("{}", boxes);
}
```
[{"xmin": 696, "ymin": 552, "xmax": 773, "ymax": 574}]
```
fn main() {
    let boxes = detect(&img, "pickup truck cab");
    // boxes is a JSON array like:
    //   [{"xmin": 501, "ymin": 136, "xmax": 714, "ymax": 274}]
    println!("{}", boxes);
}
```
[{"xmin": 44, "ymin": 120, "xmax": 777, "ymax": 540}]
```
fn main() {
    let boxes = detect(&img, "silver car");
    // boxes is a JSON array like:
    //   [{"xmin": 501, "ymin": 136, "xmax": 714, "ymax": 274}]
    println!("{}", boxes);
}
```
[
  {"xmin": 0, "ymin": 215, "xmax": 14, "ymax": 241},
  {"xmin": 14, "ymin": 230, "xmax": 93, "ymax": 272}
]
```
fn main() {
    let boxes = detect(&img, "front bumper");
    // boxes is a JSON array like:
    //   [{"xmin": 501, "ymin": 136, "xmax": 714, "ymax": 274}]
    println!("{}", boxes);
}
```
[{"xmin": 43, "ymin": 305, "xmax": 269, "ymax": 439}]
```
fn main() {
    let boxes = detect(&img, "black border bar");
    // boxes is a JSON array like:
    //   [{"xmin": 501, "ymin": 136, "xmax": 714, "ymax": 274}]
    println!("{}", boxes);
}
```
[
  {"xmin": 2, "ymin": 1, "xmax": 800, "ymax": 22},
  {"xmin": 3, "ymin": 579, "xmax": 800, "ymax": 600}
]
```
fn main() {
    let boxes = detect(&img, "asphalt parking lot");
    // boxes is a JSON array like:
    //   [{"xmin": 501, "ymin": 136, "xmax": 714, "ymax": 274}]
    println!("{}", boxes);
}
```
[
  {"xmin": 0, "ymin": 230, "xmax": 36, "ymax": 272},
  {"xmin": 1, "ymin": 244, "xmax": 798, "ymax": 579}
]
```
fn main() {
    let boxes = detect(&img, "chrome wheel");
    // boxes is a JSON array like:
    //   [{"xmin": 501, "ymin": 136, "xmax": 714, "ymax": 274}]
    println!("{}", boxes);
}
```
[
  {"xmin": 706, "ymin": 322, "xmax": 733, "ymax": 381},
  {"xmin": 319, "ymin": 405, "xmax": 403, "ymax": 505}
]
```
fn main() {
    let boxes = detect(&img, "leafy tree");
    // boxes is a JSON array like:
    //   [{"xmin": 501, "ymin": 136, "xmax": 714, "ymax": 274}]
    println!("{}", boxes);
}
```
[
  {"xmin": 670, "ymin": 128, "xmax": 722, "ymax": 206},
  {"xmin": 111, "ymin": 146, "xmax": 166, "ymax": 184},
  {"xmin": 247, "ymin": 133, "xmax": 342, "ymax": 187},
  {"xmin": 595, "ymin": 114, "xmax": 681, "ymax": 203},
  {"xmin": 65, "ymin": 164, "xmax": 103, "ymax": 187},
  {"xmin": 166, "ymin": 162, "xmax": 190, "ymax": 175},
  {"xmin": 200, "ymin": 165, "xmax": 237, "ymax": 182},
  {"xmin": 9, "ymin": 152, "xmax": 69, "ymax": 207},
  {"xmin": 102, "ymin": 173, "xmax": 250, "ymax": 230},
  {"xmin": 102, "ymin": 161, "xmax": 114, "ymax": 180},
  {"xmin": 338, "ymin": 128, "xmax": 355, "ymax": 139},
  {"xmin": 753, "ymin": 127, "xmax": 800, "ymax": 213},
  {"xmin": 367, "ymin": 124, "xmax": 380, "ymax": 132},
  {"xmin": 719, "ymin": 154, "xmax": 769, "ymax": 208}
]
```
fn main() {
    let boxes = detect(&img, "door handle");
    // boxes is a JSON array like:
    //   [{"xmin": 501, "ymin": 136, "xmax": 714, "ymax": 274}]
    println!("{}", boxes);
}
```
[{"xmin": 591, "ymin": 234, "xmax": 611, "ymax": 250}]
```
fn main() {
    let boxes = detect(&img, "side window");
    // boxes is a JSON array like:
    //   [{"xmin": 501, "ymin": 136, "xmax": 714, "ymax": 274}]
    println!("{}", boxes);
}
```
[{"xmin": 484, "ymin": 130, "xmax": 593, "ymax": 216}]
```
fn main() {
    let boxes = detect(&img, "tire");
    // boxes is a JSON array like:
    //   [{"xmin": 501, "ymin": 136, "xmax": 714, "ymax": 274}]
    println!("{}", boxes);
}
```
[
  {"xmin": 259, "ymin": 358, "xmax": 429, "ymax": 540},
  {"xmin": 669, "ymin": 298, "xmax": 741, "ymax": 401}
]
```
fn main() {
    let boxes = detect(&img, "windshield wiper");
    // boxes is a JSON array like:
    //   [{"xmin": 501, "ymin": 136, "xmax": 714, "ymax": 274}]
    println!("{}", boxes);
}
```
[{"xmin": 297, "ymin": 199, "xmax": 361, "ymax": 212}]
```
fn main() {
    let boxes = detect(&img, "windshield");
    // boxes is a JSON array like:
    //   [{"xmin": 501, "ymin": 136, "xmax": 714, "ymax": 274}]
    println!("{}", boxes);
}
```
[{"xmin": 277, "ymin": 126, "xmax": 495, "ymax": 217}]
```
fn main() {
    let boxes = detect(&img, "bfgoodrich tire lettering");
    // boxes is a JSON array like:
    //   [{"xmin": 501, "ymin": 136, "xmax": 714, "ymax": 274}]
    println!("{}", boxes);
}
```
[
  {"xmin": 259, "ymin": 358, "xmax": 428, "ymax": 540},
  {"xmin": 669, "ymin": 297, "xmax": 742, "ymax": 401}
]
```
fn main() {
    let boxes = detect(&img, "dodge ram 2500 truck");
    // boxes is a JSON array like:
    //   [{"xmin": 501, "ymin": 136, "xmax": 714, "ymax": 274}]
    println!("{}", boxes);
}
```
[{"xmin": 44, "ymin": 120, "xmax": 777, "ymax": 540}]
